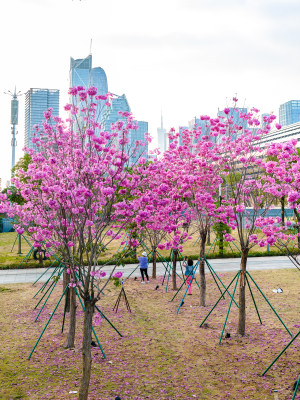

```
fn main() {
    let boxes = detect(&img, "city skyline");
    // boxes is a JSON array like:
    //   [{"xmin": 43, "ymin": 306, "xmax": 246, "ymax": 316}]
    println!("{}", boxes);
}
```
[{"xmin": 1, "ymin": 0, "xmax": 300, "ymax": 184}]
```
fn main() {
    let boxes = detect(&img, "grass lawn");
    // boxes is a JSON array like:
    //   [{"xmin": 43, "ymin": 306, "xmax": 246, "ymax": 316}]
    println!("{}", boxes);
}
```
[{"xmin": 0, "ymin": 268, "xmax": 299, "ymax": 399}]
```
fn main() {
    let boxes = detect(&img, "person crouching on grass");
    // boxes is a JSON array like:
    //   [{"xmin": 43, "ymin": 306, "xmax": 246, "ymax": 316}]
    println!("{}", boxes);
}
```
[{"xmin": 138, "ymin": 251, "xmax": 149, "ymax": 283}]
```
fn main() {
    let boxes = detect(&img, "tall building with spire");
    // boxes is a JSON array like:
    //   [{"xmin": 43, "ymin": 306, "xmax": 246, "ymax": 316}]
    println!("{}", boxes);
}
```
[
  {"xmin": 70, "ymin": 55, "xmax": 108, "ymax": 124},
  {"xmin": 157, "ymin": 113, "xmax": 167, "ymax": 154},
  {"xmin": 69, "ymin": 55, "xmax": 148, "ymax": 164}
]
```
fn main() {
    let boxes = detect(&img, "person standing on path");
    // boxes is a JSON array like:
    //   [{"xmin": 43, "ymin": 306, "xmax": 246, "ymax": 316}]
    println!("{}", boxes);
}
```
[
  {"xmin": 138, "ymin": 251, "xmax": 149, "ymax": 283},
  {"xmin": 184, "ymin": 258, "xmax": 194, "ymax": 295}
]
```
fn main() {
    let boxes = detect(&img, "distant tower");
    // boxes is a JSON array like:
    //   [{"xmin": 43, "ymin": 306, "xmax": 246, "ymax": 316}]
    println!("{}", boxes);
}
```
[
  {"xmin": 157, "ymin": 112, "xmax": 167, "ymax": 154},
  {"xmin": 5, "ymin": 88, "xmax": 22, "ymax": 174},
  {"xmin": 24, "ymin": 88, "xmax": 60, "ymax": 150}
]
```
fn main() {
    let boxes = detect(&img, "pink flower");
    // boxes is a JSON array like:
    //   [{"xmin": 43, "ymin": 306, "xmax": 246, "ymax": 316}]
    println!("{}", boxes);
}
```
[
  {"xmin": 68, "ymin": 87, "xmax": 78, "ymax": 96},
  {"xmin": 87, "ymin": 86, "xmax": 97, "ymax": 96},
  {"xmin": 16, "ymin": 227, "xmax": 24, "ymax": 235},
  {"xmin": 114, "ymin": 271, "xmax": 123, "ymax": 279},
  {"xmin": 86, "ymin": 129, "xmax": 94, "ymax": 136},
  {"xmin": 79, "ymin": 92, "xmax": 87, "ymax": 101},
  {"xmin": 67, "ymin": 241, "xmax": 74, "ymax": 247}
]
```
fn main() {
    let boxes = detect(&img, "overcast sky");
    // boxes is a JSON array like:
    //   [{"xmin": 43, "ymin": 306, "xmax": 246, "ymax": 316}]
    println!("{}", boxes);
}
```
[{"xmin": 1, "ymin": 0, "xmax": 300, "ymax": 186}]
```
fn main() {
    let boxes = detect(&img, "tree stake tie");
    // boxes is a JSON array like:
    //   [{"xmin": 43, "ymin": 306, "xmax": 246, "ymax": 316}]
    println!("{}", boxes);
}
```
[{"xmin": 241, "ymin": 270, "xmax": 245, "ymax": 287}]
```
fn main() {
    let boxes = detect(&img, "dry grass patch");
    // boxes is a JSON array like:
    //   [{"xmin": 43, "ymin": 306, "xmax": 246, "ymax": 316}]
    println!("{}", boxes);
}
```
[{"xmin": 0, "ymin": 269, "xmax": 299, "ymax": 399}]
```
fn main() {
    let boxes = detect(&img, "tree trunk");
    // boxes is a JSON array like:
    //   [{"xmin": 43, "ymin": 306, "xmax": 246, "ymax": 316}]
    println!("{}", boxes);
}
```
[
  {"xmin": 237, "ymin": 248, "xmax": 249, "ymax": 336},
  {"xmin": 78, "ymin": 299, "xmax": 94, "ymax": 400},
  {"xmin": 280, "ymin": 196, "xmax": 285, "ymax": 227},
  {"xmin": 172, "ymin": 250, "xmax": 178, "ymax": 290},
  {"xmin": 66, "ymin": 287, "xmax": 76, "ymax": 348},
  {"xmin": 38, "ymin": 252, "xmax": 44, "ymax": 268},
  {"xmin": 152, "ymin": 248, "xmax": 157, "ymax": 279},
  {"xmin": 63, "ymin": 270, "xmax": 70, "ymax": 312},
  {"xmin": 294, "ymin": 210, "xmax": 300, "ymax": 249},
  {"xmin": 219, "ymin": 223, "xmax": 224, "ymax": 256},
  {"xmin": 199, "ymin": 231, "xmax": 207, "ymax": 307},
  {"xmin": 207, "ymin": 226, "xmax": 211, "ymax": 246}
]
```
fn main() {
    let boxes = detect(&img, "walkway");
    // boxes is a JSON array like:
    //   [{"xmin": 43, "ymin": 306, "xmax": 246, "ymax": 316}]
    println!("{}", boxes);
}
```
[{"xmin": 0, "ymin": 256, "xmax": 295, "ymax": 284}]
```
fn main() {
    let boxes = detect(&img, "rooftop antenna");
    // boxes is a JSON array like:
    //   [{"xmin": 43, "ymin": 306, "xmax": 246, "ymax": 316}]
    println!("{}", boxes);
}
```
[
  {"xmin": 4, "ymin": 87, "xmax": 23, "ymax": 176},
  {"xmin": 90, "ymin": 38, "xmax": 92, "ymax": 55}
]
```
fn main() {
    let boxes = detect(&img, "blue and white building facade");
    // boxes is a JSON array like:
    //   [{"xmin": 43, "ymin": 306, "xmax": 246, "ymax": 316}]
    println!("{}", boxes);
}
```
[
  {"xmin": 24, "ymin": 88, "xmax": 59, "ymax": 150},
  {"xmin": 279, "ymin": 100, "xmax": 300, "ymax": 127},
  {"xmin": 103, "ymin": 94, "xmax": 148, "ymax": 165}
]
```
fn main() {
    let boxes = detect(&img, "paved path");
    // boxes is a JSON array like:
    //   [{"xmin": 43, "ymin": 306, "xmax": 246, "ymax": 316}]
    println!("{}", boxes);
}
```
[{"xmin": 0, "ymin": 256, "xmax": 295, "ymax": 284}]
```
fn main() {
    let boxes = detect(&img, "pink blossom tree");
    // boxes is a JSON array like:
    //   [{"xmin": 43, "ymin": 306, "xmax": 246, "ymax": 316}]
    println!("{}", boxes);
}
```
[
  {"xmin": 131, "ymin": 156, "xmax": 191, "ymax": 288},
  {"xmin": 0, "ymin": 87, "xmax": 149, "ymax": 400},
  {"xmin": 154, "ymin": 125, "xmax": 228, "ymax": 305},
  {"xmin": 255, "ymin": 140, "xmax": 300, "ymax": 270},
  {"xmin": 215, "ymin": 103, "xmax": 285, "ymax": 335}
]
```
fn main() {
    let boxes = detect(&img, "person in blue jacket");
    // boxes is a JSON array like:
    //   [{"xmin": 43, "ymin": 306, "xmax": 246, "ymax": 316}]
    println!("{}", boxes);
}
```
[
  {"xmin": 184, "ymin": 258, "xmax": 194, "ymax": 295},
  {"xmin": 138, "ymin": 251, "xmax": 149, "ymax": 283}
]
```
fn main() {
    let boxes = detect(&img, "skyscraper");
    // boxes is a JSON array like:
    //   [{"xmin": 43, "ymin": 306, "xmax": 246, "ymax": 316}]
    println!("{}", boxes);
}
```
[
  {"xmin": 217, "ymin": 107, "xmax": 248, "ymax": 141},
  {"xmin": 103, "ymin": 94, "xmax": 131, "ymax": 129},
  {"xmin": 217, "ymin": 107, "xmax": 248, "ymax": 128},
  {"xmin": 70, "ymin": 55, "xmax": 108, "ymax": 124},
  {"xmin": 178, "ymin": 126, "xmax": 188, "ymax": 146},
  {"xmin": 157, "ymin": 114, "xmax": 167, "ymax": 154},
  {"xmin": 70, "ymin": 55, "xmax": 148, "ymax": 163},
  {"xmin": 104, "ymin": 94, "xmax": 148, "ymax": 164},
  {"xmin": 131, "ymin": 120, "xmax": 148, "ymax": 164},
  {"xmin": 279, "ymin": 100, "xmax": 300, "ymax": 126},
  {"xmin": 70, "ymin": 55, "xmax": 92, "ymax": 88},
  {"xmin": 24, "ymin": 88, "xmax": 59, "ymax": 149},
  {"xmin": 188, "ymin": 117, "xmax": 211, "ymax": 145}
]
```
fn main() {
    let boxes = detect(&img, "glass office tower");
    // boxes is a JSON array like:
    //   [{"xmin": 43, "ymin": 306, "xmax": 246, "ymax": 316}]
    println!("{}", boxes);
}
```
[
  {"xmin": 24, "ymin": 88, "xmax": 59, "ymax": 150},
  {"xmin": 103, "ymin": 94, "xmax": 131, "ymax": 129},
  {"xmin": 217, "ymin": 107, "xmax": 248, "ymax": 141},
  {"xmin": 130, "ymin": 120, "xmax": 148, "ymax": 164},
  {"xmin": 70, "ymin": 55, "xmax": 108, "ymax": 124},
  {"xmin": 279, "ymin": 100, "xmax": 300, "ymax": 126},
  {"xmin": 70, "ymin": 56, "xmax": 147, "ymax": 163},
  {"xmin": 104, "ymin": 94, "xmax": 148, "ymax": 164},
  {"xmin": 70, "ymin": 55, "xmax": 92, "ymax": 88}
]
